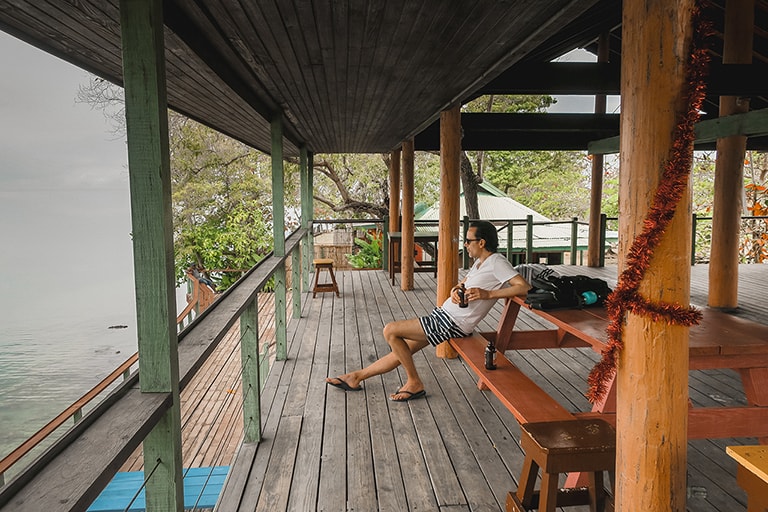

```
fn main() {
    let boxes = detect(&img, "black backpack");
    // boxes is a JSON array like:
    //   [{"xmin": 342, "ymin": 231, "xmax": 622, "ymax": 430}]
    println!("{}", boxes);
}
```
[{"xmin": 524, "ymin": 268, "xmax": 612, "ymax": 311}]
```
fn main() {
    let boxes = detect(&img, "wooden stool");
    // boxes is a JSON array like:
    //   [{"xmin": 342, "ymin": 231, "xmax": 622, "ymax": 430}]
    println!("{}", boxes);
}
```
[
  {"xmin": 312, "ymin": 258, "xmax": 340, "ymax": 298},
  {"xmin": 508, "ymin": 419, "xmax": 615, "ymax": 512}
]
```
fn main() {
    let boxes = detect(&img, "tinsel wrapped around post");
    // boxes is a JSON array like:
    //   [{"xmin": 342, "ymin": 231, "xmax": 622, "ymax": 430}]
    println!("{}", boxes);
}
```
[{"xmin": 586, "ymin": 3, "xmax": 712, "ymax": 403}]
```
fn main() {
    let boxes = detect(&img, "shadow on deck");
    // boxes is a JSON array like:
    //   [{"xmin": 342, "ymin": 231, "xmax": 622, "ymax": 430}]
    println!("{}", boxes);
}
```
[{"xmin": 217, "ymin": 265, "xmax": 765, "ymax": 512}]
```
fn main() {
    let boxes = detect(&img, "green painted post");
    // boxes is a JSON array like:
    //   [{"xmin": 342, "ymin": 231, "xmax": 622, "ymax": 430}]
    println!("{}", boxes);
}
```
[
  {"xmin": 506, "ymin": 220, "xmax": 514, "ymax": 263},
  {"xmin": 570, "ymin": 217, "xmax": 578, "ymax": 265},
  {"xmin": 292, "ymin": 247, "xmax": 301, "ymax": 318},
  {"xmin": 240, "ymin": 299, "xmax": 261, "ymax": 443},
  {"xmin": 308, "ymin": 152, "xmax": 315, "ymax": 276},
  {"xmin": 599, "ymin": 213, "xmax": 607, "ymax": 267},
  {"xmin": 526, "ymin": 215, "xmax": 534, "ymax": 264},
  {"xmin": 272, "ymin": 116, "xmax": 287, "ymax": 361},
  {"xmin": 119, "ymin": 0, "xmax": 183, "ymax": 510},
  {"xmin": 691, "ymin": 213, "xmax": 698, "ymax": 266},
  {"xmin": 300, "ymin": 147, "xmax": 312, "ymax": 291},
  {"xmin": 382, "ymin": 215, "xmax": 389, "ymax": 271},
  {"xmin": 462, "ymin": 215, "xmax": 470, "ymax": 269}
]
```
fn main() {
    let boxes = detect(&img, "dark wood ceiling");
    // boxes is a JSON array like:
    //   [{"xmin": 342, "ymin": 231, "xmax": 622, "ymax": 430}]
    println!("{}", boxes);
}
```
[
  {"xmin": 1, "ymin": 1, "xmax": 767, "ymax": 156},
  {"xmin": 0, "ymin": 0, "xmax": 602, "ymax": 157}
]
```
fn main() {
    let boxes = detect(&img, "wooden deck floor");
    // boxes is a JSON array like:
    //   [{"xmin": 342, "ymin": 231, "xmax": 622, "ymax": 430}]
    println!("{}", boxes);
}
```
[{"xmin": 215, "ymin": 264, "xmax": 767, "ymax": 512}]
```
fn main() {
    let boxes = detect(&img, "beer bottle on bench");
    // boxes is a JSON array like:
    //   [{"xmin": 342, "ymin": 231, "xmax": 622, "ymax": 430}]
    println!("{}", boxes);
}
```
[{"xmin": 485, "ymin": 340, "xmax": 497, "ymax": 370}]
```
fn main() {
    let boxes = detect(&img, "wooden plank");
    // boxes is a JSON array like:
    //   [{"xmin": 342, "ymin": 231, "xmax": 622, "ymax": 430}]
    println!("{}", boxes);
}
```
[
  {"xmin": 727, "ymin": 445, "xmax": 768, "ymax": 483},
  {"xmin": 215, "ymin": 442, "xmax": 257, "ymax": 512},
  {"xmin": 286, "ymin": 291, "xmax": 333, "ymax": 510},
  {"xmin": 339, "ymin": 272, "xmax": 377, "ymax": 512},
  {"xmin": 254, "ymin": 415, "xmax": 302, "ymax": 512}
]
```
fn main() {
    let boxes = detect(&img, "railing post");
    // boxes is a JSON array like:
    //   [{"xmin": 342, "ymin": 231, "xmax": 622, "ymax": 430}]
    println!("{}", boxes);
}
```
[
  {"xmin": 382, "ymin": 215, "xmax": 389, "ymax": 271},
  {"xmin": 570, "ymin": 217, "xmax": 578, "ymax": 265},
  {"xmin": 240, "ymin": 298, "xmax": 261, "ymax": 443},
  {"xmin": 462, "ymin": 215, "xmax": 470, "ymax": 269},
  {"xmin": 526, "ymin": 215, "xmax": 534, "ymax": 264},
  {"xmin": 120, "ymin": 0, "xmax": 183, "ymax": 508},
  {"xmin": 691, "ymin": 213, "xmax": 698, "ymax": 265},
  {"xmin": 271, "ymin": 116, "xmax": 287, "ymax": 361},
  {"xmin": 292, "ymin": 247, "xmax": 301, "ymax": 318},
  {"xmin": 599, "ymin": 214, "xmax": 607, "ymax": 267},
  {"xmin": 506, "ymin": 220, "xmax": 514, "ymax": 264}
]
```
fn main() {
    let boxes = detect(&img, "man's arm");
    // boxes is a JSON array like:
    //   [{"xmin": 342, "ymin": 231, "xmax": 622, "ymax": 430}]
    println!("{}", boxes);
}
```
[{"xmin": 469, "ymin": 274, "xmax": 531, "ymax": 302}]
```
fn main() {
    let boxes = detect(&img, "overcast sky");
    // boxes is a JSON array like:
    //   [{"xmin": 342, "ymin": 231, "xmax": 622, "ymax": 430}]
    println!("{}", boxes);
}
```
[{"xmin": 0, "ymin": 31, "xmax": 134, "ymax": 326}]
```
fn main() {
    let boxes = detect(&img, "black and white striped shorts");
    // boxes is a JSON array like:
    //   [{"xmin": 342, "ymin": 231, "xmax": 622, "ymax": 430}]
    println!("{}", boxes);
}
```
[{"xmin": 419, "ymin": 307, "xmax": 470, "ymax": 347}]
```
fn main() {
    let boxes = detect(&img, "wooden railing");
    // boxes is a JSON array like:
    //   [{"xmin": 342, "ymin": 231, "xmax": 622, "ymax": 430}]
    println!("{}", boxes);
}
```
[{"xmin": 0, "ymin": 228, "xmax": 306, "ymax": 511}]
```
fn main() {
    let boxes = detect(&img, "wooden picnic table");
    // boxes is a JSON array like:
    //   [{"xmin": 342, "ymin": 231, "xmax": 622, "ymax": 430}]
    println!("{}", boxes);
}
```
[{"xmin": 501, "ymin": 296, "xmax": 768, "ymax": 441}]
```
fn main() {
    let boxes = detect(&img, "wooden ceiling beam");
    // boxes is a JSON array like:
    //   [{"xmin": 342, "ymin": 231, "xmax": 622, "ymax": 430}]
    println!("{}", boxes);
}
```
[
  {"xmin": 414, "ymin": 113, "xmax": 619, "ymax": 151},
  {"xmin": 467, "ymin": 62, "xmax": 768, "ymax": 98}
]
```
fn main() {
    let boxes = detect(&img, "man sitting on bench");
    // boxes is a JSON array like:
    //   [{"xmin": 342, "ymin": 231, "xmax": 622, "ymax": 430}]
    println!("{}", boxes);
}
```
[{"xmin": 326, "ymin": 220, "xmax": 531, "ymax": 402}]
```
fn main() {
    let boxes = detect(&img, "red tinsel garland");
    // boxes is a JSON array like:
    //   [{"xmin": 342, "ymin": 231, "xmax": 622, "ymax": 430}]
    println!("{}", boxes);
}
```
[{"xmin": 586, "ymin": 4, "xmax": 712, "ymax": 403}]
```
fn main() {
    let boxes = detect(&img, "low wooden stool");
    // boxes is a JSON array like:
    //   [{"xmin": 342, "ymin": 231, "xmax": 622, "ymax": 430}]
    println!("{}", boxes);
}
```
[
  {"xmin": 508, "ymin": 419, "xmax": 615, "ymax": 512},
  {"xmin": 312, "ymin": 258, "xmax": 340, "ymax": 298}
]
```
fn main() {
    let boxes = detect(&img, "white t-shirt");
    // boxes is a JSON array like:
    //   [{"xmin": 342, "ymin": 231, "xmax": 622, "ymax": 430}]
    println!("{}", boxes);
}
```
[{"xmin": 441, "ymin": 252, "xmax": 520, "ymax": 334}]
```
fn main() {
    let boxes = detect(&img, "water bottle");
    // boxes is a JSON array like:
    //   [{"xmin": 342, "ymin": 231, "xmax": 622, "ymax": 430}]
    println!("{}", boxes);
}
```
[
  {"xmin": 458, "ymin": 284, "xmax": 468, "ymax": 308},
  {"xmin": 484, "ymin": 341, "xmax": 497, "ymax": 370},
  {"xmin": 581, "ymin": 290, "xmax": 598, "ymax": 306}
]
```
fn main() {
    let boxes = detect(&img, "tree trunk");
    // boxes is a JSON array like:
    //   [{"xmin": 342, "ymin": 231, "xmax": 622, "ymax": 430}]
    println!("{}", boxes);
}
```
[{"xmin": 460, "ymin": 151, "xmax": 480, "ymax": 220}]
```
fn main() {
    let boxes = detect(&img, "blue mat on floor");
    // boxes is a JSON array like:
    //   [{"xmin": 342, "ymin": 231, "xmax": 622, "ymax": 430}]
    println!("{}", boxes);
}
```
[{"xmin": 88, "ymin": 466, "xmax": 229, "ymax": 511}]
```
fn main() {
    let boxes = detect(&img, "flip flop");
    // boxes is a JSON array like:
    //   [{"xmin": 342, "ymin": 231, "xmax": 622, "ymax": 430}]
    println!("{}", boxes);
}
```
[
  {"xmin": 327, "ymin": 377, "xmax": 362, "ymax": 392},
  {"xmin": 389, "ymin": 389, "xmax": 426, "ymax": 402}
]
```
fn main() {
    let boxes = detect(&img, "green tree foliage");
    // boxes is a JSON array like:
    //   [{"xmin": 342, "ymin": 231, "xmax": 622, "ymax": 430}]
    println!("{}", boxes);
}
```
[
  {"xmin": 484, "ymin": 150, "xmax": 591, "ymax": 219},
  {"xmin": 462, "ymin": 94, "xmax": 593, "ymax": 221},
  {"xmin": 346, "ymin": 231, "xmax": 383, "ymax": 269},
  {"xmin": 312, "ymin": 152, "xmax": 440, "ymax": 219},
  {"xmin": 169, "ymin": 115, "xmax": 300, "ymax": 288}
]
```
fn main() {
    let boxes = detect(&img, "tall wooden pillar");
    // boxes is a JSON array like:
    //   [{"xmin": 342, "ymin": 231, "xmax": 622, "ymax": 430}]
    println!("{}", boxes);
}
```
[
  {"xmin": 436, "ymin": 105, "xmax": 462, "ymax": 359},
  {"xmin": 300, "ymin": 147, "xmax": 312, "ymax": 291},
  {"xmin": 617, "ymin": 1, "xmax": 694, "ymax": 509},
  {"xmin": 401, "ymin": 140, "xmax": 415, "ymax": 291},
  {"xmin": 389, "ymin": 148, "xmax": 401, "ymax": 233},
  {"xmin": 709, "ymin": 0, "xmax": 754, "ymax": 308},
  {"xmin": 120, "ymin": 0, "xmax": 183, "ymax": 509},
  {"xmin": 587, "ymin": 32, "xmax": 610, "ymax": 267},
  {"xmin": 437, "ymin": 105, "xmax": 461, "ymax": 303},
  {"xmin": 272, "ymin": 116, "xmax": 287, "ymax": 360}
]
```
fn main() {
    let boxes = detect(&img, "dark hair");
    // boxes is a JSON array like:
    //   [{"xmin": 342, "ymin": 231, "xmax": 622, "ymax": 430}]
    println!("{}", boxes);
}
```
[{"xmin": 470, "ymin": 220, "xmax": 499, "ymax": 252}]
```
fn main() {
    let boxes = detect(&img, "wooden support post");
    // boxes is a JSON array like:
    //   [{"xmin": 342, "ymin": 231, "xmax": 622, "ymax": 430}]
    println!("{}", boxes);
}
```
[
  {"xmin": 437, "ymin": 105, "xmax": 461, "ymax": 359},
  {"xmin": 617, "ymin": 1, "xmax": 694, "ymax": 509},
  {"xmin": 292, "ymin": 248, "xmax": 301, "ymax": 318},
  {"xmin": 588, "ymin": 32, "xmax": 610, "ymax": 267},
  {"xmin": 240, "ymin": 299, "xmax": 261, "ymax": 443},
  {"xmin": 401, "ymin": 140, "xmax": 415, "ymax": 291},
  {"xmin": 300, "ymin": 147, "xmax": 312, "ymax": 292},
  {"xmin": 709, "ymin": 0, "xmax": 754, "ymax": 308},
  {"xmin": 272, "ymin": 116, "xmax": 287, "ymax": 360},
  {"xmin": 119, "ymin": 0, "xmax": 183, "ymax": 509}
]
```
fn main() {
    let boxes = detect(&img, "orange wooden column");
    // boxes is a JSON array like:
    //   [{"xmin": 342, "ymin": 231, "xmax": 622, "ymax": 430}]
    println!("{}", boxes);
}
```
[
  {"xmin": 709, "ymin": 0, "xmax": 754, "ymax": 308},
  {"xmin": 436, "ymin": 105, "xmax": 461, "ymax": 359},
  {"xmin": 400, "ymin": 139, "xmax": 415, "ymax": 291},
  {"xmin": 617, "ymin": 1, "xmax": 694, "ymax": 510},
  {"xmin": 587, "ymin": 32, "xmax": 609, "ymax": 267},
  {"xmin": 388, "ymin": 148, "xmax": 401, "ymax": 233}
]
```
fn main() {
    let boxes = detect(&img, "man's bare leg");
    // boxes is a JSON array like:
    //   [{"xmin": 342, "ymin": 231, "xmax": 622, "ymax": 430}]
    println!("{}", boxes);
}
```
[{"xmin": 326, "ymin": 318, "xmax": 429, "ymax": 396}]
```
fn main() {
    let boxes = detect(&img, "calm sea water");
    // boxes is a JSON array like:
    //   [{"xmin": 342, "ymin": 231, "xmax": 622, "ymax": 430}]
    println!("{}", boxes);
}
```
[{"xmin": 0, "ymin": 186, "xmax": 187, "ymax": 466}]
